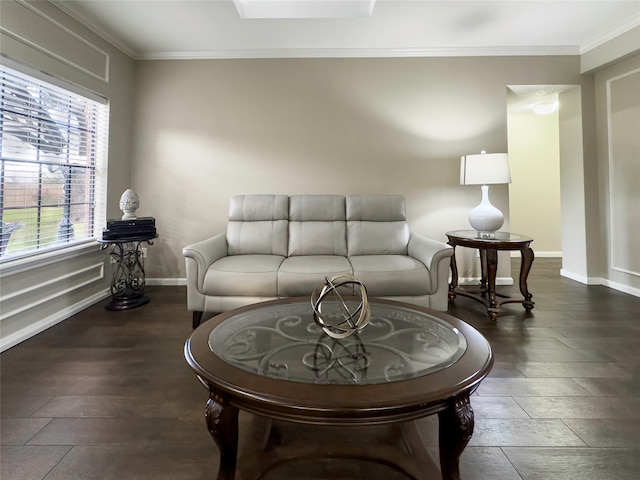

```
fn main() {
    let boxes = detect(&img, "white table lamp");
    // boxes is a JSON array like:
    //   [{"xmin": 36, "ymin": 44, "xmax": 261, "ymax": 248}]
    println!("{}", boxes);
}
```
[{"xmin": 460, "ymin": 152, "xmax": 511, "ymax": 238}]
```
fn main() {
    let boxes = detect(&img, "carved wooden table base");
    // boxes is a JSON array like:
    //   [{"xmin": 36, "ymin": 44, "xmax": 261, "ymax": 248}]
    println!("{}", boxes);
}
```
[
  {"xmin": 185, "ymin": 298, "xmax": 493, "ymax": 480},
  {"xmin": 204, "ymin": 386, "xmax": 478, "ymax": 480},
  {"xmin": 447, "ymin": 230, "xmax": 535, "ymax": 320}
]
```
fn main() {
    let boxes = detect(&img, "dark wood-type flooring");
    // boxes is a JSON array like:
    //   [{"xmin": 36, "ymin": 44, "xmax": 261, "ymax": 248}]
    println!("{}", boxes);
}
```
[{"xmin": 2, "ymin": 258, "xmax": 640, "ymax": 479}]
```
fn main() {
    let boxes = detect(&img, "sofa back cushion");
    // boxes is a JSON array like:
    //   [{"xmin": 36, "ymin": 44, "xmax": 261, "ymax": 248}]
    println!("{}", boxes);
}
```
[
  {"xmin": 346, "ymin": 194, "xmax": 409, "ymax": 256},
  {"xmin": 288, "ymin": 195, "xmax": 347, "ymax": 256},
  {"xmin": 227, "ymin": 195, "xmax": 289, "ymax": 256}
]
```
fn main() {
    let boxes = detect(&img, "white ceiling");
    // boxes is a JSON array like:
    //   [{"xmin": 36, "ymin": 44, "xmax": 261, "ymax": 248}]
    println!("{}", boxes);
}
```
[{"xmin": 55, "ymin": 0, "xmax": 640, "ymax": 60}]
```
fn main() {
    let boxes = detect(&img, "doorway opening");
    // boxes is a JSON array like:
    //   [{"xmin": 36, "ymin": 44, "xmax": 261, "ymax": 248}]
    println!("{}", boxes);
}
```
[{"xmin": 506, "ymin": 85, "xmax": 569, "ymax": 258}]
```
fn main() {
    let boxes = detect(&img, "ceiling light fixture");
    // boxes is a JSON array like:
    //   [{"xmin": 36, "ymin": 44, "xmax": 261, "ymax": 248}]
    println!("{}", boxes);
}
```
[
  {"xmin": 233, "ymin": 0, "xmax": 376, "ymax": 19},
  {"xmin": 533, "ymin": 102, "xmax": 559, "ymax": 115}
]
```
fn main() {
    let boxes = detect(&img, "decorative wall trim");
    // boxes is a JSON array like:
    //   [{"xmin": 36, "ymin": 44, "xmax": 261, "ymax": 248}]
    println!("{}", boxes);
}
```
[
  {"xmin": 0, "ymin": 288, "xmax": 110, "ymax": 352},
  {"xmin": 0, "ymin": 262, "xmax": 105, "ymax": 321},
  {"xmin": 606, "ymin": 67, "xmax": 640, "ymax": 278},
  {"xmin": 0, "ymin": 241, "xmax": 101, "ymax": 276},
  {"xmin": 53, "ymin": 1, "xmax": 137, "ymax": 59},
  {"xmin": 1, "ymin": 0, "xmax": 109, "ymax": 82}
]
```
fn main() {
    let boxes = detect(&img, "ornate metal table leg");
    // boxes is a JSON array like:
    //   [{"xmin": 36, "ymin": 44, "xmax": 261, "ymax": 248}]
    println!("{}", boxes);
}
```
[
  {"xmin": 438, "ymin": 392, "xmax": 474, "ymax": 480},
  {"xmin": 206, "ymin": 389, "xmax": 239, "ymax": 480},
  {"xmin": 485, "ymin": 248, "xmax": 499, "ymax": 320},
  {"xmin": 448, "ymin": 244, "xmax": 458, "ymax": 303},
  {"xmin": 519, "ymin": 246, "xmax": 535, "ymax": 311},
  {"xmin": 105, "ymin": 241, "xmax": 150, "ymax": 310}
]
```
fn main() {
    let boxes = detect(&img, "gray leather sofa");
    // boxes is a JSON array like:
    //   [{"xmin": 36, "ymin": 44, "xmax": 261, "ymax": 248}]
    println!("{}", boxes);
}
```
[{"xmin": 183, "ymin": 194, "xmax": 453, "ymax": 328}]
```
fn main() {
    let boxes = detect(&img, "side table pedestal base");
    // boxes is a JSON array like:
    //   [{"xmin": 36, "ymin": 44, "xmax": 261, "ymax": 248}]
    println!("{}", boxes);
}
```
[
  {"xmin": 105, "ymin": 295, "xmax": 150, "ymax": 311},
  {"xmin": 98, "ymin": 235, "xmax": 157, "ymax": 312}
]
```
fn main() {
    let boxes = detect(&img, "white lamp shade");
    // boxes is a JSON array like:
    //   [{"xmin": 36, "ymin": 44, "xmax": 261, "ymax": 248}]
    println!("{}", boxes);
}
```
[{"xmin": 460, "ymin": 153, "xmax": 511, "ymax": 185}]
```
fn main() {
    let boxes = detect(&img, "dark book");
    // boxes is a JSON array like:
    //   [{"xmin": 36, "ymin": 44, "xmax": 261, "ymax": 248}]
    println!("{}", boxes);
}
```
[
  {"xmin": 102, "ymin": 227, "xmax": 157, "ymax": 240},
  {"xmin": 107, "ymin": 217, "xmax": 155, "ymax": 229}
]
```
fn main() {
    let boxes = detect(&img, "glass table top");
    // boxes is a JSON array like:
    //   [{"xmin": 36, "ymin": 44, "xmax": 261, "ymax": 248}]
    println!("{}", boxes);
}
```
[
  {"xmin": 446, "ymin": 230, "xmax": 532, "ymax": 242},
  {"xmin": 209, "ymin": 301, "xmax": 467, "ymax": 385}
]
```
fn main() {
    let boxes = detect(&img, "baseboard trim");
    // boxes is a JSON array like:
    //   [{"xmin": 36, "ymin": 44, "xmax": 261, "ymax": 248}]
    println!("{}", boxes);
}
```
[
  {"xmin": 560, "ymin": 270, "xmax": 640, "ymax": 298},
  {"xmin": 147, "ymin": 278, "xmax": 186, "ymax": 286},
  {"xmin": 560, "ymin": 269, "xmax": 601, "ymax": 285},
  {"xmin": 0, "ymin": 288, "xmax": 110, "ymax": 352},
  {"xmin": 601, "ymin": 279, "xmax": 640, "ymax": 298}
]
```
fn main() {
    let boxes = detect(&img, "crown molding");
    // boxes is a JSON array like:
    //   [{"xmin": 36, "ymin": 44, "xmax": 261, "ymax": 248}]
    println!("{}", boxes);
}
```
[
  {"xmin": 580, "ymin": 14, "xmax": 640, "ymax": 54},
  {"xmin": 137, "ymin": 45, "xmax": 580, "ymax": 61}
]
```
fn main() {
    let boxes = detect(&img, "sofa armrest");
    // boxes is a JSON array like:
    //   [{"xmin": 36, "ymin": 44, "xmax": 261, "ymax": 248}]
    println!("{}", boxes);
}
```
[
  {"xmin": 408, "ymin": 233, "xmax": 453, "ymax": 295},
  {"xmin": 183, "ymin": 232, "xmax": 228, "ymax": 293}
]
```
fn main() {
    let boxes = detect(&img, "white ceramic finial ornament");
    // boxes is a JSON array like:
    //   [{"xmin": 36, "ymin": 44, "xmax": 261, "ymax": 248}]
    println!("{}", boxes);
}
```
[{"xmin": 119, "ymin": 189, "xmax": 139, "ymax": 220}]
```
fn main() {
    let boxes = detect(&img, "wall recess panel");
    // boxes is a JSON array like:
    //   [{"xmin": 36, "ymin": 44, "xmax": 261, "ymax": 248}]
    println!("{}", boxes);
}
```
[
  {"xmin": 0, "ymin": 0, "xmax": 109, "ymax": 82},
  {"xmin": 607, "ymin": 68, "xmax": 640, "ymax": 277}
]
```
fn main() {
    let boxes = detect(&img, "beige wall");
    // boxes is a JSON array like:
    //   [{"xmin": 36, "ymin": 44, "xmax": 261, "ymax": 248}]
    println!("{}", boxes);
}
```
[
  {"xmin": 132, "ymin": 56, "xmax": 584, "ymax": 281},
  {"xmin": 507, "ymin": 109, "xmax": 562, "ymax": 255}
]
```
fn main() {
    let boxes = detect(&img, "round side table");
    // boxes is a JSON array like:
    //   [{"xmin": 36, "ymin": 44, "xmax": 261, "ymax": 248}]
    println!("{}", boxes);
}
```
[{"xmin": 446, "ymin": 230, "xmax": 535, "ymax": 320}]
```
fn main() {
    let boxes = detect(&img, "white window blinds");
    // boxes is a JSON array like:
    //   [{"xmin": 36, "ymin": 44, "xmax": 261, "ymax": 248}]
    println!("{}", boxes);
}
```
[{"xmin": 0, "ymin": 64, "xmax": 109, "ymax": 260}]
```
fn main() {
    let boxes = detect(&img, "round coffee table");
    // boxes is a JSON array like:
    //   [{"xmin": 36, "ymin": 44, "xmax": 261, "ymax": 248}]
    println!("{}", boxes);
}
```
[{"xmin": 184, "ymin": 297, "xmax": 493, "ymax": 480}]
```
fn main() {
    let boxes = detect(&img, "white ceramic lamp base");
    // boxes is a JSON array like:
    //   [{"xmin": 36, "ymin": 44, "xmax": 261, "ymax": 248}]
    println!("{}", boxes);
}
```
[{"xmin": 468, "ymin": 185, "xmax": 504, "ymax": 238}]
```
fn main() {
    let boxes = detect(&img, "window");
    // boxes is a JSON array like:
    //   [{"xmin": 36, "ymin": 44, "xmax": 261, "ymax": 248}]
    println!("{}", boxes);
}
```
[{"xmin": 0, "ymin": 65, "xmax": 108, "ymax": 261}]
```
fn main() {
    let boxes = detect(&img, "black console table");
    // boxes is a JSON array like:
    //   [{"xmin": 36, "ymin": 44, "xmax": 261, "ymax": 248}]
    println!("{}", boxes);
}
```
[{"xmin": 98, "ymin": 234, "xmax": 157, "ymax": 311}]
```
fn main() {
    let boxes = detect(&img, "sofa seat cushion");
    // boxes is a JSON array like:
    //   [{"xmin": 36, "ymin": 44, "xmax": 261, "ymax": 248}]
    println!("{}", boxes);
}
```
[
  {"xmin": 348, "ymin": 255, "xmax": 431, "ymax": 296},
  {"xmin": 278, "ymin": 255, "xmax": 353, "ymax": 297},
  {"xmin": 203, "ymin": 255, "xmax": 285, "ymax": 296}
]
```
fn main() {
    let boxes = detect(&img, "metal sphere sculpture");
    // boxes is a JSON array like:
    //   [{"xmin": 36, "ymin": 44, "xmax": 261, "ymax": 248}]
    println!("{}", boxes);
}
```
[{"xmin": 311, "ymin": 274, "xmax": 371, "ymax": 339}]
